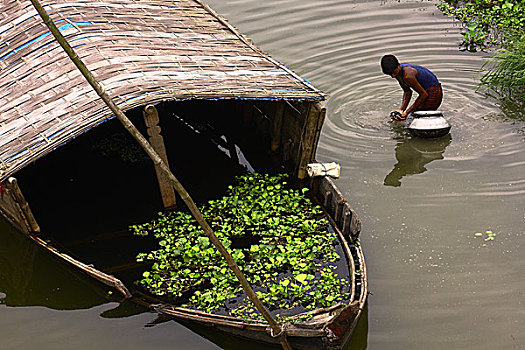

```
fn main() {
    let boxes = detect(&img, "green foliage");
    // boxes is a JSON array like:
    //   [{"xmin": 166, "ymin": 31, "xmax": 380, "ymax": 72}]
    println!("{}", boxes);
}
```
[
  {"xmin": 437, "ymin": 0, "xmax": 525, "ymax": 102},
  {"xmin": 131, "ymin": 173, "xmax": 350, "ymax": 323},
  {"xmin": 92, "ymin": 132, "xmax": 149, "ymax": 164},
  {"xmin": 474, "ymin": 230, "xmax": 496, "ymax": 241},
  {"xmin": 479, "ymin": 34, "xmax": 525, "ymax": 100},
  {"xmin": 437, "ymin": 0, "xmax": 525, "ymax": 51}
]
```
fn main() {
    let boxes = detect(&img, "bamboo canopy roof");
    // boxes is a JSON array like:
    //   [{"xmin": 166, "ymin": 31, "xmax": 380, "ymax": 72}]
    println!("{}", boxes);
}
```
[{"xmin": 0, "ymin": 0, "xmax": 324, "ymax": 181}]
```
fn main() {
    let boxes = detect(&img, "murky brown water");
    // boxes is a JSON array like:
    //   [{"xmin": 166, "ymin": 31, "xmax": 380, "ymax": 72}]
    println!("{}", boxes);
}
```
[{"xmin": 1, "ymin": 0, "xmax": 524, "ymax": 349}]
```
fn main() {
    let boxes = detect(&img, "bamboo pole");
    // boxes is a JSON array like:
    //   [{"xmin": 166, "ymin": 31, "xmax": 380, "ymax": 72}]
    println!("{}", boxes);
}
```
[{"xmin": 28, "ymin": 2, "xmax": 290, "ymax": 348}]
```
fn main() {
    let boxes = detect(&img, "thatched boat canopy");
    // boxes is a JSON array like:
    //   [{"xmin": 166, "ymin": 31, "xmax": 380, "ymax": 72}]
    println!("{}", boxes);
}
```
[{"xmin": 0, "ymin": 0, "xmax": 324, "ymax": 181}]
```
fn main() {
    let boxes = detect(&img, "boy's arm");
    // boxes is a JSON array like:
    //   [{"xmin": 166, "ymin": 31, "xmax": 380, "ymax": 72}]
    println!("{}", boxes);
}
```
[
  {"xmin": 391, "ymin": 78, "xmax": 412, "ymax": 118},
  {"xmin": 399, "ymin": 83, "xmax": 412, "ymax": 112},
  {"xmin": 402, "ymin": 70, "xmax": 428, "ymax": 116}
]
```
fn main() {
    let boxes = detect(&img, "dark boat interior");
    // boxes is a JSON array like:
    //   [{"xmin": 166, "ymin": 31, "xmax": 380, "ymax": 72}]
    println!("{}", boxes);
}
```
[{"xmin": 15, "ymin": 100, "xmax": 277, "ymax": 286}]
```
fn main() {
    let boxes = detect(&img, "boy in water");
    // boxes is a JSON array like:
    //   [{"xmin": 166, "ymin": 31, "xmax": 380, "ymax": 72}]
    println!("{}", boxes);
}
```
[{"xmin": 381, "ymin": 54, "xmax": 443, "ymax": 120}]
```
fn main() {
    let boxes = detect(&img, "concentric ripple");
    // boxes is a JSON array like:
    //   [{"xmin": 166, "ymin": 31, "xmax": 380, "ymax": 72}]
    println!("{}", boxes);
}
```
[{"xmin": 208, "ymin": 0, "xmax": 525, "ymax": 199}]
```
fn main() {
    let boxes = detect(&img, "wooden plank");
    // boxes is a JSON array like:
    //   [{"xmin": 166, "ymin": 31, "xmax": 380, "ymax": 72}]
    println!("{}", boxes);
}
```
[
  {"xmin": 342, "ymin": 210, "xmax": 353, "ymax": 241},
  {"xmin": 350, "ymin": 210, "xmax": 361, "ymax": 239},
  {"xmin": 316, "ymin": 177, "xmax": 361, "ymax": 241},
  {"xmin": 24, "ymin": 232, "xmax": 132, "ymax": 298},
  {"xmin": 335, "ymin": 198, "xmax": 347, "ymax": 224},
  {"xmin": 0, "ymin": 179, "xmax": 30, "ymax": 233}
]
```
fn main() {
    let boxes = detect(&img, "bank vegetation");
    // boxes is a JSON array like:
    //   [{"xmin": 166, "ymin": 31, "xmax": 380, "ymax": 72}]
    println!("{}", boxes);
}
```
[{"xmin": 438, "ymin": 0, "xmax": 525, "ymax": 110}]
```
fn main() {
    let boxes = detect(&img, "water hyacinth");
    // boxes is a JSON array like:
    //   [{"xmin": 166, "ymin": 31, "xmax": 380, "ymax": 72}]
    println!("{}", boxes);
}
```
[
  {"xmin": 437, "ymin": 0, "xmax": 525, "ymax": 102},
  {"xmin": 131, "ymin": 173, "xmax": 350, "ymax": 322}
]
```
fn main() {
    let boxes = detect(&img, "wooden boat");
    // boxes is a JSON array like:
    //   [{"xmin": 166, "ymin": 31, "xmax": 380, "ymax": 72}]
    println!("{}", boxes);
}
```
[
  {"xmin": 0, "ymin": 0, "xmax": 367, "ymax": 348},
  {"xmin": 2, "ymin": 102, "xmax": 367, "ymax": 349}
]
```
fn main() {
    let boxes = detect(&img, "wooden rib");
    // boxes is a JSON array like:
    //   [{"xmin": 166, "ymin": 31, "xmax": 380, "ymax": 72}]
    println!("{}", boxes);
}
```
[{"xmin": 26, "ymin": 232, "xmax": 132, "ymax": 298}]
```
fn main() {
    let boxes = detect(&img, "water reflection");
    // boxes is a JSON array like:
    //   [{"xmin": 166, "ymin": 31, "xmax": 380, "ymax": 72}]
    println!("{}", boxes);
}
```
[
  {"xmin": 384, "ymin": 133, "xmax": 452, "ymax": 187},
  {"xmin": 0, "ymin": 217, "xmax": 112, "ymax": 310}
]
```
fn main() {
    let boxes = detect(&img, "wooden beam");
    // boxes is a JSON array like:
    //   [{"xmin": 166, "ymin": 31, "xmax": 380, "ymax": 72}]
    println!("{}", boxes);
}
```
[
  {"xmin": 30, "ymin": 233, "xmax": 132, "ymax": 298},
  {"xmin": 143, "ymin": 105, "xmax": 177, "ymax": 210}
]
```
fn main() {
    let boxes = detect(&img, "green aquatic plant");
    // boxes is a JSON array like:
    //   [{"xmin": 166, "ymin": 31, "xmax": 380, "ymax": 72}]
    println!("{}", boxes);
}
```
[
  {"xmin": 92, "ymin": 132, "xmax": 150, "ymax": 164},
  {"xmin": 132, "ymin": 173, "xmax": 350, "ymax": 322},
  {"xmin": 479, "ymin": 34, "xmax": 525, "ymax": 101},
  {"xmin": 485, "ymin": 230, "xmax": 496, "ymax": 241},
  {"xmin": 437, "ymin": 0, "xmax": 525, "ymax": 51},
  {"xmin": 437, "ymin": 0, "xmax": 525, "ymax": 102},
  {"xmin": 474, "ymin": 230, "xmax": 496, "ymax": 241}
]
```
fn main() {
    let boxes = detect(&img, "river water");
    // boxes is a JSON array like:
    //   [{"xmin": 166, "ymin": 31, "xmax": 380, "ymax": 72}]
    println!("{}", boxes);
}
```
[{"xmin": 1, "ymin": 0, "xmax": 524, "ymax": 349}]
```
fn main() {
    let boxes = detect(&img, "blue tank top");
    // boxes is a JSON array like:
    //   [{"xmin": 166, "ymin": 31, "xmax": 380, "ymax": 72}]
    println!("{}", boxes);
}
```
[{"xmin": 400, "ymin": 63, "xmax": 439, "ymax": 89}]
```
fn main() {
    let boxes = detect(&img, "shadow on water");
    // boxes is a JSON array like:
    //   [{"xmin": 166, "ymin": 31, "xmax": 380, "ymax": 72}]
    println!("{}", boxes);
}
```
[
  {"xmin": 384, "ymin": 122, "xmax": 452, "ymax": 187},
  {"xmin": 0, "ymin": 216, "xmax": 112, "ymax": 309}
]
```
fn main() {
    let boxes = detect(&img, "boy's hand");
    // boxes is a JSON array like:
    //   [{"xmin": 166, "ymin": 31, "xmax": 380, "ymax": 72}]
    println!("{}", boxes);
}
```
[{"xmin": 390, "ymin": 110, "xmax": 406, "ymax": 121}]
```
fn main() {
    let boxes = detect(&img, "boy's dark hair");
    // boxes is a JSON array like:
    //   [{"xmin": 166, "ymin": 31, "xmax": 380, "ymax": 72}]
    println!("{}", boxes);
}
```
[{"xmin": 381, "ymin": 55, "xmax": 399, "ymax": 75}]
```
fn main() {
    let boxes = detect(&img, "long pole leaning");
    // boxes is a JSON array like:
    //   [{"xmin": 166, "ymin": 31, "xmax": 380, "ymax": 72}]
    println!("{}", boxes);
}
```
[{"xmin": 29, "ymin": 2, "xmax": 291, "ymax": 349}]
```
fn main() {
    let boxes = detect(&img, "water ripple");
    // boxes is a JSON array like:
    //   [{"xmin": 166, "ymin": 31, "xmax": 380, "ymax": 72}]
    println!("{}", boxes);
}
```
[{"xmin": 206, "ymin": 0, "xmax": 525, "ymax": 198}]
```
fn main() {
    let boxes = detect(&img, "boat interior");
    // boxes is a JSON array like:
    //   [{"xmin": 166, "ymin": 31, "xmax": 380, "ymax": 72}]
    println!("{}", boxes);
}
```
[{"xmin": 14, "ymin": 100, "xmax": 289, "ymax": 290}]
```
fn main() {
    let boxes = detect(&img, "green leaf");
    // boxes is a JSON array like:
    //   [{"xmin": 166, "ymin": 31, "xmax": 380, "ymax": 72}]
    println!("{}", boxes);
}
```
[
  {"xmin": 296, "ymin": 273, "xmax": 308, "ymax": 284},
  {"xmin": 280, "ymin": 279, "xmax": 290, "ymax": 287},
  {"xmin": 467, "ymin": 22, "xmax": 478, "ymax": 31}
]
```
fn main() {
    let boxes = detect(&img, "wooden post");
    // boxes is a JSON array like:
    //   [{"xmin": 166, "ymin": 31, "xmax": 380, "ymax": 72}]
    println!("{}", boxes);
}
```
[
  {"xmin": 271, "ymin": 102, "xmax": 285, "ymax": 152},
  {"xmin": 6, "ymin": 177, "xmax": 40, "ymax": 234},
  {"xmin": 311, "ymin": 105, "xmax": 326, "ymax": 162},
  {"xmin": 143, "ymin": 105, "xmax": 177, "ymax": 210},
  {"xmin": 29, "ymin": 3, "xmax": 291, "ymax": 348},
  {"xmin": 297, "ymin": 102, "xmax": 323, "ymax": 179},
  {"xmin": 279, "ymin": 103, "xmax": 299, "ymax": 168},
  {"xmin": 335, "ymin": 198, "xmax": 347, "ymax": 223}
]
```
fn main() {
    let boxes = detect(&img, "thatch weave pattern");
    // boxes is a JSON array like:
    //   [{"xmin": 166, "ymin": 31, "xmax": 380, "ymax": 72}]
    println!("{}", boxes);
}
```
[{"xmin": 0, "ymin": 0, "xmax": 323, "ymax": 180}]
